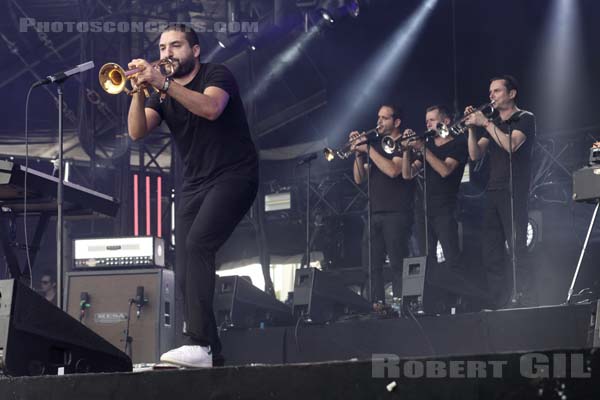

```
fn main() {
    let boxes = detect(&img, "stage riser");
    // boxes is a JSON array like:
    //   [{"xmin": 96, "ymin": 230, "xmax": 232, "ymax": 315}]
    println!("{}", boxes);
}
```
[
  {"xmin": 220, "ymin": 302, "xmax": 598, "ymax": 365},
  {"xmin": 0, "ymin": 350, "xmax": 598, "ymax": 400}
]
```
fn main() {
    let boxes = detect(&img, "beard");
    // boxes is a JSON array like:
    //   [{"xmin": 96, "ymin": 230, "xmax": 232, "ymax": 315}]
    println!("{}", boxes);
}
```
[{"xmin": 170, "ymin": 54, "xmax": 196, "ymax": 78}]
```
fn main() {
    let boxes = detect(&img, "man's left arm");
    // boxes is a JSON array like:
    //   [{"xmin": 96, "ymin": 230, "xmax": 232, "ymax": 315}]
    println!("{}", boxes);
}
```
[
  {"xmin": 166, "ymin": 83, "xmax": 229, "ymax": 121},
  {"xmin": 482, "ymin": 113, "xmax": 534, "ymax": 154},
  {"xmin": 483, "ymin": 122, "xmax": 525, "ymax": 153},
  {"xmin": 466, "ymin": 111, "xmax": 533, "ymax": 154},
  {"xmin": 368, "ymin": 147, "xmax": 404, "ymax": 178}
]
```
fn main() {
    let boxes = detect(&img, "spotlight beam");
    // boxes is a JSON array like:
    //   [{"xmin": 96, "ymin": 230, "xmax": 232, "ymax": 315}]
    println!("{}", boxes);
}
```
[
  {"xmin": 324, "ymin": 0, "xmax": 438, "ymax": 138},
  {"xmin": 534, "ymin": 0, "xmax": 583, "ymax": 126},
  {"xmin": 246, "ymin": 24, "xmax": 321, "ymax": 103}
]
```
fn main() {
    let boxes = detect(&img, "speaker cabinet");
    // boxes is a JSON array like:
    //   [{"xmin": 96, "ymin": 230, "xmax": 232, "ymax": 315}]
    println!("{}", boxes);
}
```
[
  {"xmin": 401, "ymin": 256, "xmax": 427, "ymax": 313},
  {"xmin": 65, "ymin": 269, "xmax": 174, "ymax": 364},
  {"xmin": 0, "ymin": 279, "xmax": 131, "ymax": 376},
  {"xmin": 292, "ymin": 268, "xmax": 372, "ymax": 323},
  {"xmin": 214, "ymin": 275, "xmax": 292, "ymax": 328}
]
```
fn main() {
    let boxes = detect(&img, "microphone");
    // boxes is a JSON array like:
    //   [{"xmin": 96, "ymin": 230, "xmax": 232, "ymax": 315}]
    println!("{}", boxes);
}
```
[
  {"xmin": 133, "ymin": 286, "xmax": 148, "ymax": 318},
  {"xmin": 33, "ymin": 61, "xmax": 95, "ymax": 88},
  {"xmin": 297, "ymin": 153, "xmax": 317, "ymax": 166}
]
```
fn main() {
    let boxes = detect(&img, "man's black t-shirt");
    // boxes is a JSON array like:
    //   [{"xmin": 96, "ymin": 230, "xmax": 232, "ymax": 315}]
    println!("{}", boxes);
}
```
[
  {"xmin": 481, "ymin": 110, "xmax": 535, "ymax": 195},
  {"xmin": 146, "ymin": 63, "xmax": 258, "ymax": 190},
  {"xmin": 423, "ymin": 135, "xmax": 468, "ymax": 214},
  {"xmin": 368, "ymin": 141, "xmax": 415, "ymax": 213}
]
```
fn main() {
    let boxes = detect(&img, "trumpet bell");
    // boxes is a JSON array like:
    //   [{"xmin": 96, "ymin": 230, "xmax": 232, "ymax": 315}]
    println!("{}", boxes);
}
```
[
  {"xmin": 381, "ymin": 136, "xmax": 396, "ymax": 155},
  {"xmin": 436, "ymin": 122, "xmax": 450, "ymax": 138},
  {"xmin": 98, "ymin": 58, "xmax": 175, "ymax": 96},
  {"xmin": 99, "ymin": 63, "xmax": 127, "ymax": 94},
  {"xmin": 323, "ymin": 147, "xmax": 336, "ymax": 162}
]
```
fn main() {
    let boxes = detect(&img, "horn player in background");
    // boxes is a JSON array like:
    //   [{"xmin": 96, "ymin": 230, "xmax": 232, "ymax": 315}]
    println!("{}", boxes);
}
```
[
  {"xmin": 464, "ymin": 75, "xmax": 536, "ymax": 309},
  {"xmin": 402, "ymin": 105, "xmax": 468, "ymax": 313},
  {"xmin": 350, "ymin": 103, "xmax": 416, "ymax": 305}
]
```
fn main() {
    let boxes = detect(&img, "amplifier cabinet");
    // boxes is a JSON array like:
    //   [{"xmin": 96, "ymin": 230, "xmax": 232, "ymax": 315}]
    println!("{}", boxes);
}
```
[{"xmin": 65, "ymin": 269, "xmax": 174, "ymax": 364}]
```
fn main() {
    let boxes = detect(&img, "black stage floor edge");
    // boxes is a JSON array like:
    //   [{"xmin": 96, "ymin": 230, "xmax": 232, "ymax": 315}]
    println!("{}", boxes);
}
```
[
  {"xmin": 0, "ymin": 348, "xmax": 598, "ymax": 400},
  {"xmin": 1, "ymin": 303, "xmax": 599, "ymax": 399},
  {"xmin": 220, "ymin": 302, "xmax": 600, "ymax": 365}
]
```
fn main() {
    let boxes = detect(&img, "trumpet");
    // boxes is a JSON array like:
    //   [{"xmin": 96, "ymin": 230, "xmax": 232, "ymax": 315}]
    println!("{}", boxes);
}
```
[
  {"xmin": 98, "ymin": 57, "xmax": 176, "ymax": 96},
  {"xmin": 381, "ymin": 128, "xmax": 439, "ymax": 154},
  {"xmin": 444, "ymin": 101, "xmax": 496, "ymax": 136},
  {"xmin": 381, "ymin": 135, "xmax": 405, "ymax": 155},
  {"xmin": 323, "ymin": 125, "xmax": 382, "ymax": 161}
]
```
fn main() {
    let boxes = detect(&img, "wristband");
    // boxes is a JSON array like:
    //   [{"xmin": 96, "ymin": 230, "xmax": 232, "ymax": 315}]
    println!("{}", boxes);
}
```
[
  {"xmin": 159, "ymin": 77, "xmax": 171, "ymax": 103},
  {"xmin": 161, "ymin": 77, "xmax": 171, "ymax": 92}
]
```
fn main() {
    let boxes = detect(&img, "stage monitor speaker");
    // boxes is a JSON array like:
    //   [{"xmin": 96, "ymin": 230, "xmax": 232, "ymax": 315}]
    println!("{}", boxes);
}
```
[
  {"xmin": 0, "ymin": 279, "xmax": 132, "ymax": 376},
  {"xmin": 401, "ymin": 256, "xmax": 427, "ymax": 314},
  {"xmin": 292, "ymin": 267, "xmax": 372, "ymax": 323},
  {"xmin": 214, "ymin": 275, "xmax": 292, "ymax": 328},
  {"xmin": 65, "ymin": 268, "xmax": 174, "ymax": 364}
]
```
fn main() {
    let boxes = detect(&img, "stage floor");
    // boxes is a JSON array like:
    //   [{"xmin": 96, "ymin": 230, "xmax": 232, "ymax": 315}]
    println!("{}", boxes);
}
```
[
  {"xmin": 1, "ymin": 302, "xmax": 599, "ymax": 399},
  {"xmin": 1, "ymin": 348, "xmax": 598, "ymax": 400}
]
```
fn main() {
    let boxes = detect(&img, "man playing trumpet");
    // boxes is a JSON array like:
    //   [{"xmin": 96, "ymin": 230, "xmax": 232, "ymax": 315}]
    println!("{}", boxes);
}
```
[
  {"xmin": 402, "ymin": 105, "xmax": 468, "ymax": 272},
  {"xmin": 351, "ymin": 104, "xmax": 416, "ymax": 304},
  {"xmin": 127, "ymin": 24, "xmax": 259, "ymax": 367},
  {"xmin": 464, "ymin": 75, "xmax": 536, "ymax": 309}
]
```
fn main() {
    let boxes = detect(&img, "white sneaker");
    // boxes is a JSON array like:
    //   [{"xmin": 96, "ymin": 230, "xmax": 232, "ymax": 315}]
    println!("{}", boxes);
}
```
[{"xmin": 160, "ymin": 345, "xmax": 213, "ymax": 368}]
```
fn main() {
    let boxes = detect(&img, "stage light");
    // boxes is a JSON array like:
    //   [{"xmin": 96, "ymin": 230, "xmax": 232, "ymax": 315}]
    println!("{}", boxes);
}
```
[
  {"xmin": 436, "ymin": 241, "xmax": 445, "ymax": 263},
  {"xmin": 503, "ymin": 210, "xmax": 542, "ymax": 253},
  {"xmin": 526, "ymin": 210, "xmax": 543, "ymax": 252},
  {"xmin": 319, "ymin": 9, "xmax": 334, "ymax": 23},
  {"xmin": 243, "ymin": 34, "xmax": 257, "ymax": 51},
  {"xmin": 215, "ymin": 32, "xmax": 244, "ymax": 50}
]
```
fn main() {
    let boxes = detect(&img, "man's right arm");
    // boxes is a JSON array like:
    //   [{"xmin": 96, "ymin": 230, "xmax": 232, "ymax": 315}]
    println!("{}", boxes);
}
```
[
  {"xmin": 127, "ymin": 92, "xmax": 161, "ymax": 141},
  {"xmin": 353, "ymin": 155, "xmax": 367, "ymax": 184},
  {"xmin": 467, "ymin": 127, "xmax": 489, "ymax": 161}
]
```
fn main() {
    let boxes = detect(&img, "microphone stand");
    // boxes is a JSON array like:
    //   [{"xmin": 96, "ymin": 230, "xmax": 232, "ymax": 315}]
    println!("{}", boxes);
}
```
[
  {"xmin": 366, "ymin": 141, "xmax": 373, "ymax": 303},
  {"xmin": 298, "ymin": 155, "xmax": 316, "ymax": 268},
  {"xmin": 32, "ymin": 61, "xmax": 94, "ymax": 310},
  {"xmin": 507, "ymin": 120, "xmax": 519, "ymax": 306},
  {"xmin": 56, "ymin": 83, "xmax": 65, "ymax": 310},
  {"xmin": 422, "ymin": 141, "xmax": 429, "ymax": 257}
]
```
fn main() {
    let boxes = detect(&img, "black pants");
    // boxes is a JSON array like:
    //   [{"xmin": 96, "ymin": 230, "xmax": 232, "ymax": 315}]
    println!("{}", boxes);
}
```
[
  {"xmin": 482, "ymin": 189, "xmax": 529, "ymax": 308},
  {"xmin": 175, "ymin": 178, "xmax": 258, "ymax": 354},
  {"xmin": 362, "ymin": 211, "xmax": 413, "ymax": 303},
  {"xmin": 427, "ymin": 208, "xmax": 461, "ymax": 269},
  {"xmin": 412, "ymin": 188, "xmax": 426, "ymax": 257}
]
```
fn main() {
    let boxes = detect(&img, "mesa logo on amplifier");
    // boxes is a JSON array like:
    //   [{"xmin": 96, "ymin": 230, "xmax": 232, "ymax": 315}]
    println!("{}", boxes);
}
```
[{"xmin": 74, "ymin": 236, "xmax": 165, "ymax": 269}]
